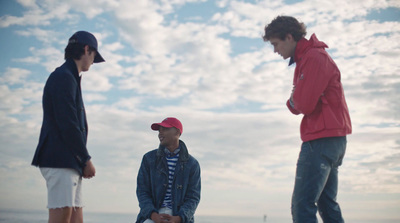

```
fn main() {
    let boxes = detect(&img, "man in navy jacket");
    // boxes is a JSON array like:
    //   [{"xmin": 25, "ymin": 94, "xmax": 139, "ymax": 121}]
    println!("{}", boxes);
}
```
[{"xmin": 32, "ymin": 31, "xmax": 105, "ymax": 223}]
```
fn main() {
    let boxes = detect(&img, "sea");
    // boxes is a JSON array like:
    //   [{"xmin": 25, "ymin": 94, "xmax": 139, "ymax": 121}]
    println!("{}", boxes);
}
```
[
  {"xmin": 0, "ymin": 209, "xmax": 398, "ymax": 223},
  {"xmin": 0, "ymin": 209, "xmax": 282, "ymax": 223}
]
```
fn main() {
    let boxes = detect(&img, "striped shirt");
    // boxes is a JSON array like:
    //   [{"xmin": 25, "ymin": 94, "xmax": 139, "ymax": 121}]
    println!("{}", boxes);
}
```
[{"xmin": 162, "ymin": 148, "xmax": 180, "ymax": 209}]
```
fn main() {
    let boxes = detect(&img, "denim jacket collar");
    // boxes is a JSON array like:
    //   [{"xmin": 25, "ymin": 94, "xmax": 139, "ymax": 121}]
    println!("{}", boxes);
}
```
[
  {"xmin": 156, "ymin": 140, "xmax": 189, "ymax": 162},
  {"xmin": 164, "ymin": 147, "xmax": 180, "ymax": 157}
]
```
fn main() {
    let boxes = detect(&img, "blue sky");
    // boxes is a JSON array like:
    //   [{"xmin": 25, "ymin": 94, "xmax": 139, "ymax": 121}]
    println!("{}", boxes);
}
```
[{"xmin": 1, "ymin": 0, "xmax": 400, "ymax": 221}]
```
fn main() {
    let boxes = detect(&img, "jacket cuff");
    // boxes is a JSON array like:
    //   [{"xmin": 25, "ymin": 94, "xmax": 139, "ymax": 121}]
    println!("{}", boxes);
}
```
[
  {"xmin": 286, "ymin": 100, "xmax": 300, "ymax": 115},
  {"xmin": 147, "ymin": 208, "xmax": 159, "ymax": 220},
  {"xmin": 78, "ymin": 155, "xmax": 91, "ymax": 167}
]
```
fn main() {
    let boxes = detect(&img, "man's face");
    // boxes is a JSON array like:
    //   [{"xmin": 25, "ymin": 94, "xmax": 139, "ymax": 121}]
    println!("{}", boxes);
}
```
[
  {"xmin": 158, "ymin": 126, "xmax": 180, "ymax": 147},
  {"xmin": 269, "ymin": 34, "xmax": 297, "ymax": 60},
  {"xmin": 81, "ymin": 46, "xmax": 96, "ymax": 72}
]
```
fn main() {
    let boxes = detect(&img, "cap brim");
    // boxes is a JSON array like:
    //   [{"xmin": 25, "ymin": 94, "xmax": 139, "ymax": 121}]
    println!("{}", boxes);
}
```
[
  {"xmin": 94, "ymin": 52, "xmax": 105, "ymax": 63},
  {"xmin": 151, "ymin": 123, "xmax": 174, "ymax": 131}
]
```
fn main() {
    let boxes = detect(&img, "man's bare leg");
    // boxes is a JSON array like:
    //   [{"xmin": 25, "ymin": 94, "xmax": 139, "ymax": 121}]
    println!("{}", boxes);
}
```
[
  {"xmin": 49, "ymin": 207, "xmax": 72, "ymax": 223},
  {"xmin": 71, "ymin": 207, "xmax": 83, "ymax": 223},
  {"xmin": 48, "ymin": 207, "xmax": 83, "ymax": 223}
]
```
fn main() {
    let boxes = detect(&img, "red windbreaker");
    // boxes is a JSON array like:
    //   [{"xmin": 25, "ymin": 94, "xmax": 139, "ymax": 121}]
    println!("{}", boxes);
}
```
[{"xmin": 287, "ymin": 34, "xmax": 352, "ymax": 142}]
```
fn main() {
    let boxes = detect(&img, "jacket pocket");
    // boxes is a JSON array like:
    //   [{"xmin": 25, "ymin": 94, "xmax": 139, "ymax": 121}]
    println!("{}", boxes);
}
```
[
  {"xmin": 301, "ymin": 103, "xmax": 325, "ymax": 135},
  {"xmin": 321, "ymin": 96, "xmax": 343, "ymax": 129},
  {"xmin": 174, "ymin": 183, "xmax": 184, "ymax": 207}
]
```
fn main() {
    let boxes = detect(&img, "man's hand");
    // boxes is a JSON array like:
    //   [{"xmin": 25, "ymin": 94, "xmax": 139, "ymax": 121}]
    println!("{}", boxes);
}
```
[
  {"xmin": 83, "ymin": 159, "xmax": 96, "ymax": 179},
  {"xmin": 290, "ymin": 86, "xmax": 296, "ymax": 101},
  {"xmin": 289, "ymin": 86, "xmax": 296, "ymax": 108},
  {"xmin": 159, "ymin": 214, "xmax": 182, "ymax": 223},
  {"xmin": 151, "ymin": 212, "xmax": 182, "ymax": 223},
  {"xmin": 150, "ymin": 212, "xmax": 165, "ymax": 223}
]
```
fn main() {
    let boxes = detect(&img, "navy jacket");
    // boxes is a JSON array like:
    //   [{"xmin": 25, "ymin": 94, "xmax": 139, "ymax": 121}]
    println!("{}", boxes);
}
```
[
  {"xmin": 136, "ymin": 140, "xmax": 201, "ymax": 223},
  {"xmin": 32, "ymin": 59, "xmax": 91, "ymax": 176}
]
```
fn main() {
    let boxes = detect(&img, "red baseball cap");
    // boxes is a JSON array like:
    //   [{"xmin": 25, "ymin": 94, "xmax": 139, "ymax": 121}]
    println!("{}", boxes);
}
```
[{"xmin": 151, "ymin": 117, "xmax": 183, "ymax": 134}]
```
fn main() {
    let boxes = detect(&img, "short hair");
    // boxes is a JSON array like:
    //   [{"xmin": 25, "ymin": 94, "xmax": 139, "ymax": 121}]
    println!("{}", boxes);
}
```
[
  {"xmin": 263, "ymin": 16, "xmax": 307, "ymax": 42},
  {"xmin": 64, "ymin": 43, "xmax": 96, "ymax": 60}
]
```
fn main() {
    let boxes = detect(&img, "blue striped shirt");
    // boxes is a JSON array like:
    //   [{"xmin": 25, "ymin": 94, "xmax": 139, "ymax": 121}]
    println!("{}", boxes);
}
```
[{"xmin": 162, "ymin": 148, "xmax": 180, "ymax": 209}]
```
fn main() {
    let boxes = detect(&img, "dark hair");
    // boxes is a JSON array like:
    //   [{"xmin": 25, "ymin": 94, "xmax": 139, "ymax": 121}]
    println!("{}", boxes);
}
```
[
  {"xmin": 263, "ymin": 16, "xmax": 307, "ymax": 42},
  {"xmin": 64, "ymin": 43, "xmax": 96, "ymax": 60}
]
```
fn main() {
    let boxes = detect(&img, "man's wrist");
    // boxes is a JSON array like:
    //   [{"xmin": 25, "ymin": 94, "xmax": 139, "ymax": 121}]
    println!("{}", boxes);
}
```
[{"xmin": 150, "ymin": 212, "xmax": 158, "ymax": 220}]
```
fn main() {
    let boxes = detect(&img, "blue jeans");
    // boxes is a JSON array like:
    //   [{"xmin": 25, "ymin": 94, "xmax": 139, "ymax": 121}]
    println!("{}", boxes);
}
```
[{"xmin": 291, "ymin": 136, "xmax": 346, "ymax": 223}]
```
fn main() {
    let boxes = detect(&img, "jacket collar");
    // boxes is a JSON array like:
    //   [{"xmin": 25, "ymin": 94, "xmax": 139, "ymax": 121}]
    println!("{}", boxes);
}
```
[
  {"xmin": 156, "ymin": 140, "xmax": 189, "ymax": 162},
  {"xmin": 64, "ymin": 58, "xmax": 80, "ymax": 81},
  {"xmin": 289, "ymin": 33, "xmax": 328, "ymax": 66}
]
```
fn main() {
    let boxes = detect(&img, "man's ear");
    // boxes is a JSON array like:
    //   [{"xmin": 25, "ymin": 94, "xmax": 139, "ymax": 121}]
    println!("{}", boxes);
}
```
[
  {"xmin": 84, "ymin": 45, "xmax": 90, "ymax": 54},
  {"xmin": 174, "ymin": 128, "xmax": 181, "ymax": 137},
  {"xmin": 286, "ymin": 34, "xmax": 294, "ymax": 41}
]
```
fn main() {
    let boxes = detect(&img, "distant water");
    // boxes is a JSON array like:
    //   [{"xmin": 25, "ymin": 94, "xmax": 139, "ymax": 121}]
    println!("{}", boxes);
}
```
[
  {"xmin": 0, "ymin": 209, "xmax": 277, "ymax": 223},
  {"xmin": 1, "ymin": 209, "xmax": 398, "ymax": 223}
]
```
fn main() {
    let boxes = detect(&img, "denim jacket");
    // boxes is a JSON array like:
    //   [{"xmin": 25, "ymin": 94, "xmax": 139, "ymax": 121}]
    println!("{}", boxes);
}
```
[{"xmin": 136, "ymin": 140, "xmax": 201, "ymax": 223}]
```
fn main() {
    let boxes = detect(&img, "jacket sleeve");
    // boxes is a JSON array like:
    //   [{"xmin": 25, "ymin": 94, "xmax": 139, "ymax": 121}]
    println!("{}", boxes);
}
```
[
  {"xmin": 177, "ymin": 160, "xmax": 201, "ymax": 223},
  {"xmin": 290, "ymin": 51, "xmax": 334, "ymax": 115},
  {"xmin": 136, "ymin": 154, "xmax": 158, "ymax": 221},
  {"xmin": 50, "ymin": 72, "xmax": 90, "ymax": 167},
  {"xmin": 286, "ymin": 99, "xmax": 301, "ymax": 115}
]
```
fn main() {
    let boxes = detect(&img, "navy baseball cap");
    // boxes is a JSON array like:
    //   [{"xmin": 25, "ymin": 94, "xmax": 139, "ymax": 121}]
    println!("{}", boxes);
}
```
[{"xmin": 68, "ymin": 31, "xmax": 105, "ymax": 63}]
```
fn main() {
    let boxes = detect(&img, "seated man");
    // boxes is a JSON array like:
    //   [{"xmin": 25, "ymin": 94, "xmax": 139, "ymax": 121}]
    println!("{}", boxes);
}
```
[{"xmin": 136, "ymin": 117, "xmax": 201, "ymax": 223}]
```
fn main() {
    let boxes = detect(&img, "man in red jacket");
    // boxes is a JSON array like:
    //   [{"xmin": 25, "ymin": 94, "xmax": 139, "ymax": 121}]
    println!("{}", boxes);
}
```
[{"xmin": 263, "ymin": 16, "xmax": 352, "ymax": 223}]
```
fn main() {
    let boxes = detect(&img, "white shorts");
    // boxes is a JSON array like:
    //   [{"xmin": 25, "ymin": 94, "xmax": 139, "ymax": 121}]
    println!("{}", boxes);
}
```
[
  {"xmin": 144, "ymin": 207, "xmax": 173, "ymax": 223},
  {"xmin": 40, "ymin": 168, "xmax": 83, "ymax": 209}
]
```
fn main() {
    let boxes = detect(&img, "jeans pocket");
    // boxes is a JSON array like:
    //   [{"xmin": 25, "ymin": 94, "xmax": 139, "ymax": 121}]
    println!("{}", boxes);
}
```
[
  {"xmin": 297, "ymin": 142, "xmax": 313, "ymax": 165},
  {"xmin": 320, "ymin": 137, "xmax": 347, "ymax": 167}
]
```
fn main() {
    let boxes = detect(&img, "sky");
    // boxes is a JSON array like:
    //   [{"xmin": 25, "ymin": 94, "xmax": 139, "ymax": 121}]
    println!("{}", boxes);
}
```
[{"xmin": 0, "ymin": 0, "xmax": 400, "ymax": 221}]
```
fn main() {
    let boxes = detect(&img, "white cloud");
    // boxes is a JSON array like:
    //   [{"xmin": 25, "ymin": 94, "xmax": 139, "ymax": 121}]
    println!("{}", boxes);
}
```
[
  {"xmin": 0, "ymin": 1, "xmax": 75, "ymax": 27},
  {"xmin": 15, "ymin": 28, "xmax": 63, "ymax": 45},
  {"xmin": 16, "ymin": 0, "xmax": 39, "ymax": 8},
  {"xmin": 83, "ymin": 93, "xmax": 107, "ymax": 102},
  {"xmin": 0, "ymin": 68, "xmax": 42, "ymax": 115},
  {"xmin": 0, "ymin": 67, "xmax": 31, "ymax": 85}
]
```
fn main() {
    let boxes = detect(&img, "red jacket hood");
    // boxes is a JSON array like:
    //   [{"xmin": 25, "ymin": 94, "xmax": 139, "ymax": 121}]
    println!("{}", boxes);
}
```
[{"xmin": 294, "ymin": 34, "xmax": 328, "ymax": 63}]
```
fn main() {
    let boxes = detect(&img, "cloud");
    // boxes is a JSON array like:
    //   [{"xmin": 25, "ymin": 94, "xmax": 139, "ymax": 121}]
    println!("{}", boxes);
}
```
[
  {"xmin": 0, "ymin": 67, "xmax": 31, "ymax": 85},
  {"xmin": 15, "ymin": 27, "xmax": 64, "ymax": 45},
  {"xmin": 0, "ymin": 0, "xmax": 74, "ymax": 27},
  {"xmin": 0, "ymin": 67, "xmax": 42, "ymax": 114}
]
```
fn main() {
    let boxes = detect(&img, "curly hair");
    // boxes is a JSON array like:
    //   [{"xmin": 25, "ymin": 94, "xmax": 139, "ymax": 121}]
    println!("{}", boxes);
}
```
[{"xmin": 263, "ymin": 16, "xmax": 307, "ymax": 42}]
